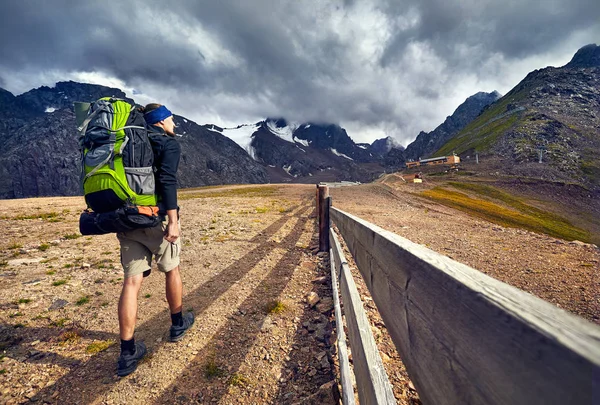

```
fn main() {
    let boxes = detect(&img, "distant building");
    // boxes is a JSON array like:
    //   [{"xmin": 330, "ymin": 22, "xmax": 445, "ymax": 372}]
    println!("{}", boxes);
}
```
[{"xmin": 406, "ymin": 154, "xmax": 460, "ymax": 169}]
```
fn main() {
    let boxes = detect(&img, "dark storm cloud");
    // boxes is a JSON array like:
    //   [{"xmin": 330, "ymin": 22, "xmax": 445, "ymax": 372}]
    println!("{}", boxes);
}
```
[
  {"xmin": 0, "ymin": 0, "xmax": 598, "ymax": 144},
  {"xmin": 378, "ymin": 0, "xmax": 600, "ymax": 68}
]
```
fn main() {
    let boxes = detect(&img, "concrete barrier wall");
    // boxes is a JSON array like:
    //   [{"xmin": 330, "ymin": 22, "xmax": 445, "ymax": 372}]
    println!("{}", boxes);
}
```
[{"xmin": 331, "ymin": 207, "xmax": 600, "ymax": 405}]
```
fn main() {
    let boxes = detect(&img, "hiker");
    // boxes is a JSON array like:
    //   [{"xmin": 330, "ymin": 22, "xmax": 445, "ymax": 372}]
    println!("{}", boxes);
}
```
[{"xmin": 115, "ymin": 103, "xmax": 194, "ymax": 377}]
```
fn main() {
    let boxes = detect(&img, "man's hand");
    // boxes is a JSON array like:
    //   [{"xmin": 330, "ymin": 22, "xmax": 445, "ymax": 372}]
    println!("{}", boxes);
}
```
[{"xmin": 164, "ymin": 209, "xmax": 179, "ymax": 243}]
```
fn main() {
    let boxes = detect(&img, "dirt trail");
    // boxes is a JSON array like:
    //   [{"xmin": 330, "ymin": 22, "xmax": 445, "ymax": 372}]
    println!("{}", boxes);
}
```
[
  {"xmin": 0, "ymin": 185, "xmax": 340, "ymax": 405},
  {"xmin": 1, "ymin": 182, "xmax": 598, "ymax": 405}
]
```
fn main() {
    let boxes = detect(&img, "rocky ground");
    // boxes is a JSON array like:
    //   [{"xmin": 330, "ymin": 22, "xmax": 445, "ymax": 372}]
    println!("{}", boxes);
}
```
[{"xmin": 0, "ymin": 182, "xmax": 598, "ymax": 405}]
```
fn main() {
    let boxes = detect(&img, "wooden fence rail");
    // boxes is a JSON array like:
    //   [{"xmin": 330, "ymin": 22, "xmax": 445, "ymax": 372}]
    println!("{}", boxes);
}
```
[
  {"xmin": 327, "ymin": 206, "xmax": 600, "ymax": 405},
  {"xmin": 330, "ymin": 227, "xmax": 396, "ymax": 404}
]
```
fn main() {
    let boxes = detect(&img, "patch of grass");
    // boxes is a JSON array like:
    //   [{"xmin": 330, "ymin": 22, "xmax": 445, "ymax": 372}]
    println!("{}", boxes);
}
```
[
  {"xmin": 0, "ymin": 369, "xmax": 6, "ymax": 375},
  {"xmin": 59, "ymin": 330, "xmax": 81, "ymax": 345},
  {"xmin": 420, "ymin": 186, "xmax": 590, "ymax": 242},
  {"xmin": 204, "ymin": 358, "xmax": 226, "ymax": 379},
  {"xmin": 14, "ymin": 211, "xmax": 59, "ymax": 220},
  {"xmin": 15, "ymin": 298, "xmax": 32, "ymax": 304},
  {"xmin": 102, "ymin": 251, "xmax": 112, "ymax": 255},
  {"xmin": 41, "ymin": 257, "xmax": 57, "ymax": 263},
  {"xmin": 76, "ymin": 296, "xmax": 90, "ymax": 306},
  {"xmin": 228, "ymin": 372, "xmax": 250, "ymax": 387},
  {"xmin": 264, "ymin": 300, "xmax": 287, "ymax": 314},
  {"xmin": 9, "ymin": 312, "xmax": 23, "ymax": 318},
  {"xmin": 50, "ymin": 318, "xmax": 69, "ymax": 328},
  {"xmin": 101, "ymin": 302, "xmax": 109, "ymax": 307},
  {"xmin": 85, "ymin": 340, "xmax": 113, "ymax": 354},
  {"xmin": 179, "ymin": 186, "xmax": 278, "ymax": 200},
  {"xmin": 52, "ymin": 279, "xmax": 68, "ymax": 286},
  {"xmin": 8, "ymin": 242, "xmax": 22, "ymax": 250},
  {"xmin": 144, "ymin": 294, "xmax": 152, "ymax": 298},
  {"xmin": 46, "ymin": 270, "xmax": 56, "ymax": 275},
  {"xmin": 38, "ymin": 243, "xmax": 50, "ymax": 251},
  {"xmin": 0, "ymin": 260, "xmax": 7, "ymax": 267},
  {"xmin": 63, "ymin": 234, "xmax": 81, "ymax": 240},
  {"xmin": 255, "ymin": 207, "xmax": 269, "ymax": 214}
]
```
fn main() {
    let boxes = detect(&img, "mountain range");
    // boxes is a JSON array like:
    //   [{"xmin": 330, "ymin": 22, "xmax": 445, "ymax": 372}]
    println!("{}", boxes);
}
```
[{"xmin": 0, "ymin": 44, "xmax": 597, "ymax": 198}]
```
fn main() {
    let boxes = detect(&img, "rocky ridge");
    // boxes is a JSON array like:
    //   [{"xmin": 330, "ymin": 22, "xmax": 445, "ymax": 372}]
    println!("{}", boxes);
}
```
[{"xmin": 0, "ymin": 81, "xmax": 268, "ymax": 199}]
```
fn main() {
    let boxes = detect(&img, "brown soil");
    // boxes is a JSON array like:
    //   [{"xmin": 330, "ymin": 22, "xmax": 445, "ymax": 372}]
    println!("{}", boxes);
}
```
[{"xmin": 1, "ymin": 182, "xmax": 598, "ymax": 405}]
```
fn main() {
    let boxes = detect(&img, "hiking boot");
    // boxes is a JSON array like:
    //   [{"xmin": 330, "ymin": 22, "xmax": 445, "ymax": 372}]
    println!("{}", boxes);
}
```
[
  {"xmin": 170, "ymin": 312, "xmax": 195, "ymax": 342},
  {"xmin": 117, "ymin": 341, "xmax": 147, "ymax": 377}
]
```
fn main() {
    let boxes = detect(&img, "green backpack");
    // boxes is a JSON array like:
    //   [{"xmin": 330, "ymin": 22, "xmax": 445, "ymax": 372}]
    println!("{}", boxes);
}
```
[{"xmin": 77, "ymin": 98, "xmax": 157, "ymax": 213}]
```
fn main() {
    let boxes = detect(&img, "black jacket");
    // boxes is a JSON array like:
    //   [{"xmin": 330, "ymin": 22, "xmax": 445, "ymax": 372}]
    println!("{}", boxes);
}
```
[{"xmin": 148, "ymin": 125, "xmax": 180, "ymax": 211}]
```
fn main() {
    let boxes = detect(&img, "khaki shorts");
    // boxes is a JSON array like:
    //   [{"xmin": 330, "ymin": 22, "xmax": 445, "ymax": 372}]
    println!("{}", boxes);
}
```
[{"xmin": 117, "ymin": 221, "xmax": 181, "ymax": 278}]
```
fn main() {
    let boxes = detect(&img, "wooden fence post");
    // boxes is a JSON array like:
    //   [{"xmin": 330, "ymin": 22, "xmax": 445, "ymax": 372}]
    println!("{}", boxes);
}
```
[
  {"xmin": 318, "ymin": 185, "xmax": 330, "ymax": 252},
  {"xmin": 315, "ymin": 184, "xmax": 320, "ymax": 216}
]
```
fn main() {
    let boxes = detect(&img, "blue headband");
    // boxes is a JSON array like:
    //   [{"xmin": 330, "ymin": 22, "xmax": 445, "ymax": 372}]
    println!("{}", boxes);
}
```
[{"xmin": 144, "ymin": 105, "xmax": 172, "ymax": 125}]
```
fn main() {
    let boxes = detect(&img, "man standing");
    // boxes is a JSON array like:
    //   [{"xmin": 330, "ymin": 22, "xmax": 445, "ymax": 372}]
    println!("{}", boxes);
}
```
[{"xmin": 115, "ymin": 103, "xmax": 194, "ymax": 377}]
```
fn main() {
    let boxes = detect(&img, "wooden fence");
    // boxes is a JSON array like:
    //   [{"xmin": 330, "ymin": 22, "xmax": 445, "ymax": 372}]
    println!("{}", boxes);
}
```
[{"xmin": 318, "ymin": 188, "xmax": 600, "ymax": 405}]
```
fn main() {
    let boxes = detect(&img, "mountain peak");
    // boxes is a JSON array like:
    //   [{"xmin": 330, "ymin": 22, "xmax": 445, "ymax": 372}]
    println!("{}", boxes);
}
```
[{"xmin": 565, "ymin": 44, "xmax": 600, "ymax": 68}]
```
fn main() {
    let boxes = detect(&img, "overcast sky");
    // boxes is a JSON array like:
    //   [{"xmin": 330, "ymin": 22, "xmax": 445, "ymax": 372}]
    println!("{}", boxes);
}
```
[{"xmin": 0, "ymin": 1, "xmax": 598, "ymax": 145}]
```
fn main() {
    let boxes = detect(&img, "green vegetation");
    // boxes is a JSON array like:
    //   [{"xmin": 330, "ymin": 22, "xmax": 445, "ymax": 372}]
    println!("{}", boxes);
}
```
[
  {"xmin": 11, "ymin": 211, "xmax": 59, "ymax": 220},
  {"xmin": 59, "ymin": 330, "xmax": 80, "ymax": 345},
  {"xmin": 228, "ymin": 372, "xmax": 250, "ymax": 387},
  {"xmin": 437, "ymin": 114, "xmax": 520, "ymax": 156},
  {"xmin": 86, "ymin": 340, "xmax": 113, "ymax": 354},
  {"xmin": 52, "ymin": 279, "xmax": 68, "ymax": 286},
  {"xmin": 179, "ymin": 186, "xmax": 278, "ymax": 200},
  {"xmin": 46, "ymin": 270, "xmax": 56, "ymax": 275},
  {"xmin": 50, "ymin": 318, "xmax": 69, "ymax": 327},
  {"xmin": 204, "ymin": 358, "xmax": 226, "ymax": 378},
  {"xmin": 9, "ymin": 312, "xmax": 23, "ymax": 318},
  {"xmin": 0, "ymin": 369, "xmax": 6, "ymax": 375},
  {"xmin": 255, "ymin": 207, "xmax": 269, "ymax": 214},
  {"xmin": 144, "ymin": 293, "xmax": 152, "ymax": 298},
  {"xmin": 8, "ymin": 242, "xmax": 22, "ymax": 250},
  {"xmin": 63, "ymin": 233, "xmax": 82, "ymax": 240},
  {"xmin": 16, "ymin": 298, "xmax": 32, "ymax": 304},
  {"xmin": 38, "ymin": 243, "xmax": 50, "ymax": 251},
  {"xmin": 76, "ymin": 296, "xmax": 90, "ymax": 306},
  {"xmin": 420, "ymin": 183, "xmax": 590, "ymax": 242},
  {"xmin": 265, "ymin": 300, "xmax": 287, "ymax": 314}
]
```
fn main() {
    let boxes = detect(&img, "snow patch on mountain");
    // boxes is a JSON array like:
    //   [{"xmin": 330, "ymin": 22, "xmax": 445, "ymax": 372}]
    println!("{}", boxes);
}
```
[
  {"xmin": 45, "ymin": 107, "xmax": 57, "ymax": 113},
  {"xmin": 330, "ymin": 148, "xmax": 353, "ymax": 160},
  {"xmin": 295, "ymin": 138, "xmax": 310, "ymax": 147},
  {"xmin": 266, "ymin": 120, "xmax": 299, "ymax": 143},
  {"xmin": 217, "ymin": 124, "xmax": 260, "ymax": 160}
]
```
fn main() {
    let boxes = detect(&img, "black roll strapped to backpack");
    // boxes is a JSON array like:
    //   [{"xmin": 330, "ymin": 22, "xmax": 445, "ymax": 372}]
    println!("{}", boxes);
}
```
[
  {"xmin": 76, "ymin": 98, "xmax": 161, "ymax": 235},
  {"xmin": 79, "ymin": 205, "xmax": 161, "ymax": 235}
]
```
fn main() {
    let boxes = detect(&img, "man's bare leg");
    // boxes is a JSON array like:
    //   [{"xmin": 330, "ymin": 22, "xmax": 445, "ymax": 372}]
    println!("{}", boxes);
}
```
[
  {"xmin": 165, "ymin": 266, "xmax": 182, "ymax": 314},
  {"xmin": 118, "ymin": 273, "xmax": 144, "ymax": 340}
]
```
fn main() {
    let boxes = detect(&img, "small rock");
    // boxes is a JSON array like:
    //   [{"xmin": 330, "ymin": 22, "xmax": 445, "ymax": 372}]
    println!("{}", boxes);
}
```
[
  {"xmin": 316, "ymin": 351, "xmax": 327, "ymax": 361},
  {"xmin": 311, "ymin": 276, "xmax": 327, "ymax": 284},
  {"xmin": 81, "ymin": 263, "xmax": 91, "ymax": 269},
  {"xmin": 50, "ymin": 240, "xmax": 61, "ymax": 245},
  {"xmin": 30, "ymin": 340, "xmax": 40, "ymax": 346},
  {"xmin": 306, "ymin": 292, "xmax": 320, "ymax": 307},
  {"xmin": 408, "ymin": 381, "xmax": 416, "ymax": 391},
  {"xmin": 48, "ymin": 299, "xmax": 69, "ymax": 311},
  {"xmin": 315, "ymin": 298, "xmax": 334, "ymax": 314}
]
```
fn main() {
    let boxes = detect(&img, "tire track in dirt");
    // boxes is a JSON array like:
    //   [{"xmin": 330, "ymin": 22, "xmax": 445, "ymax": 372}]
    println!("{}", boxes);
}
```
[{"xmin": 28, "ymin": 205, "xmax": 312, "ymax": 404}]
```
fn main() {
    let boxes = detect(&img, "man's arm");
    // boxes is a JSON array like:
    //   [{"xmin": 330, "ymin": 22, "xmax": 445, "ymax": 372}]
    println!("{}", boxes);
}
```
[
  {"xmin": 156, "ymin": 138, "xmax": 181, "ymax": 242},
  {"xmin": 164, "ymin": 209, "xmax": 179, "ymax": 243}
]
